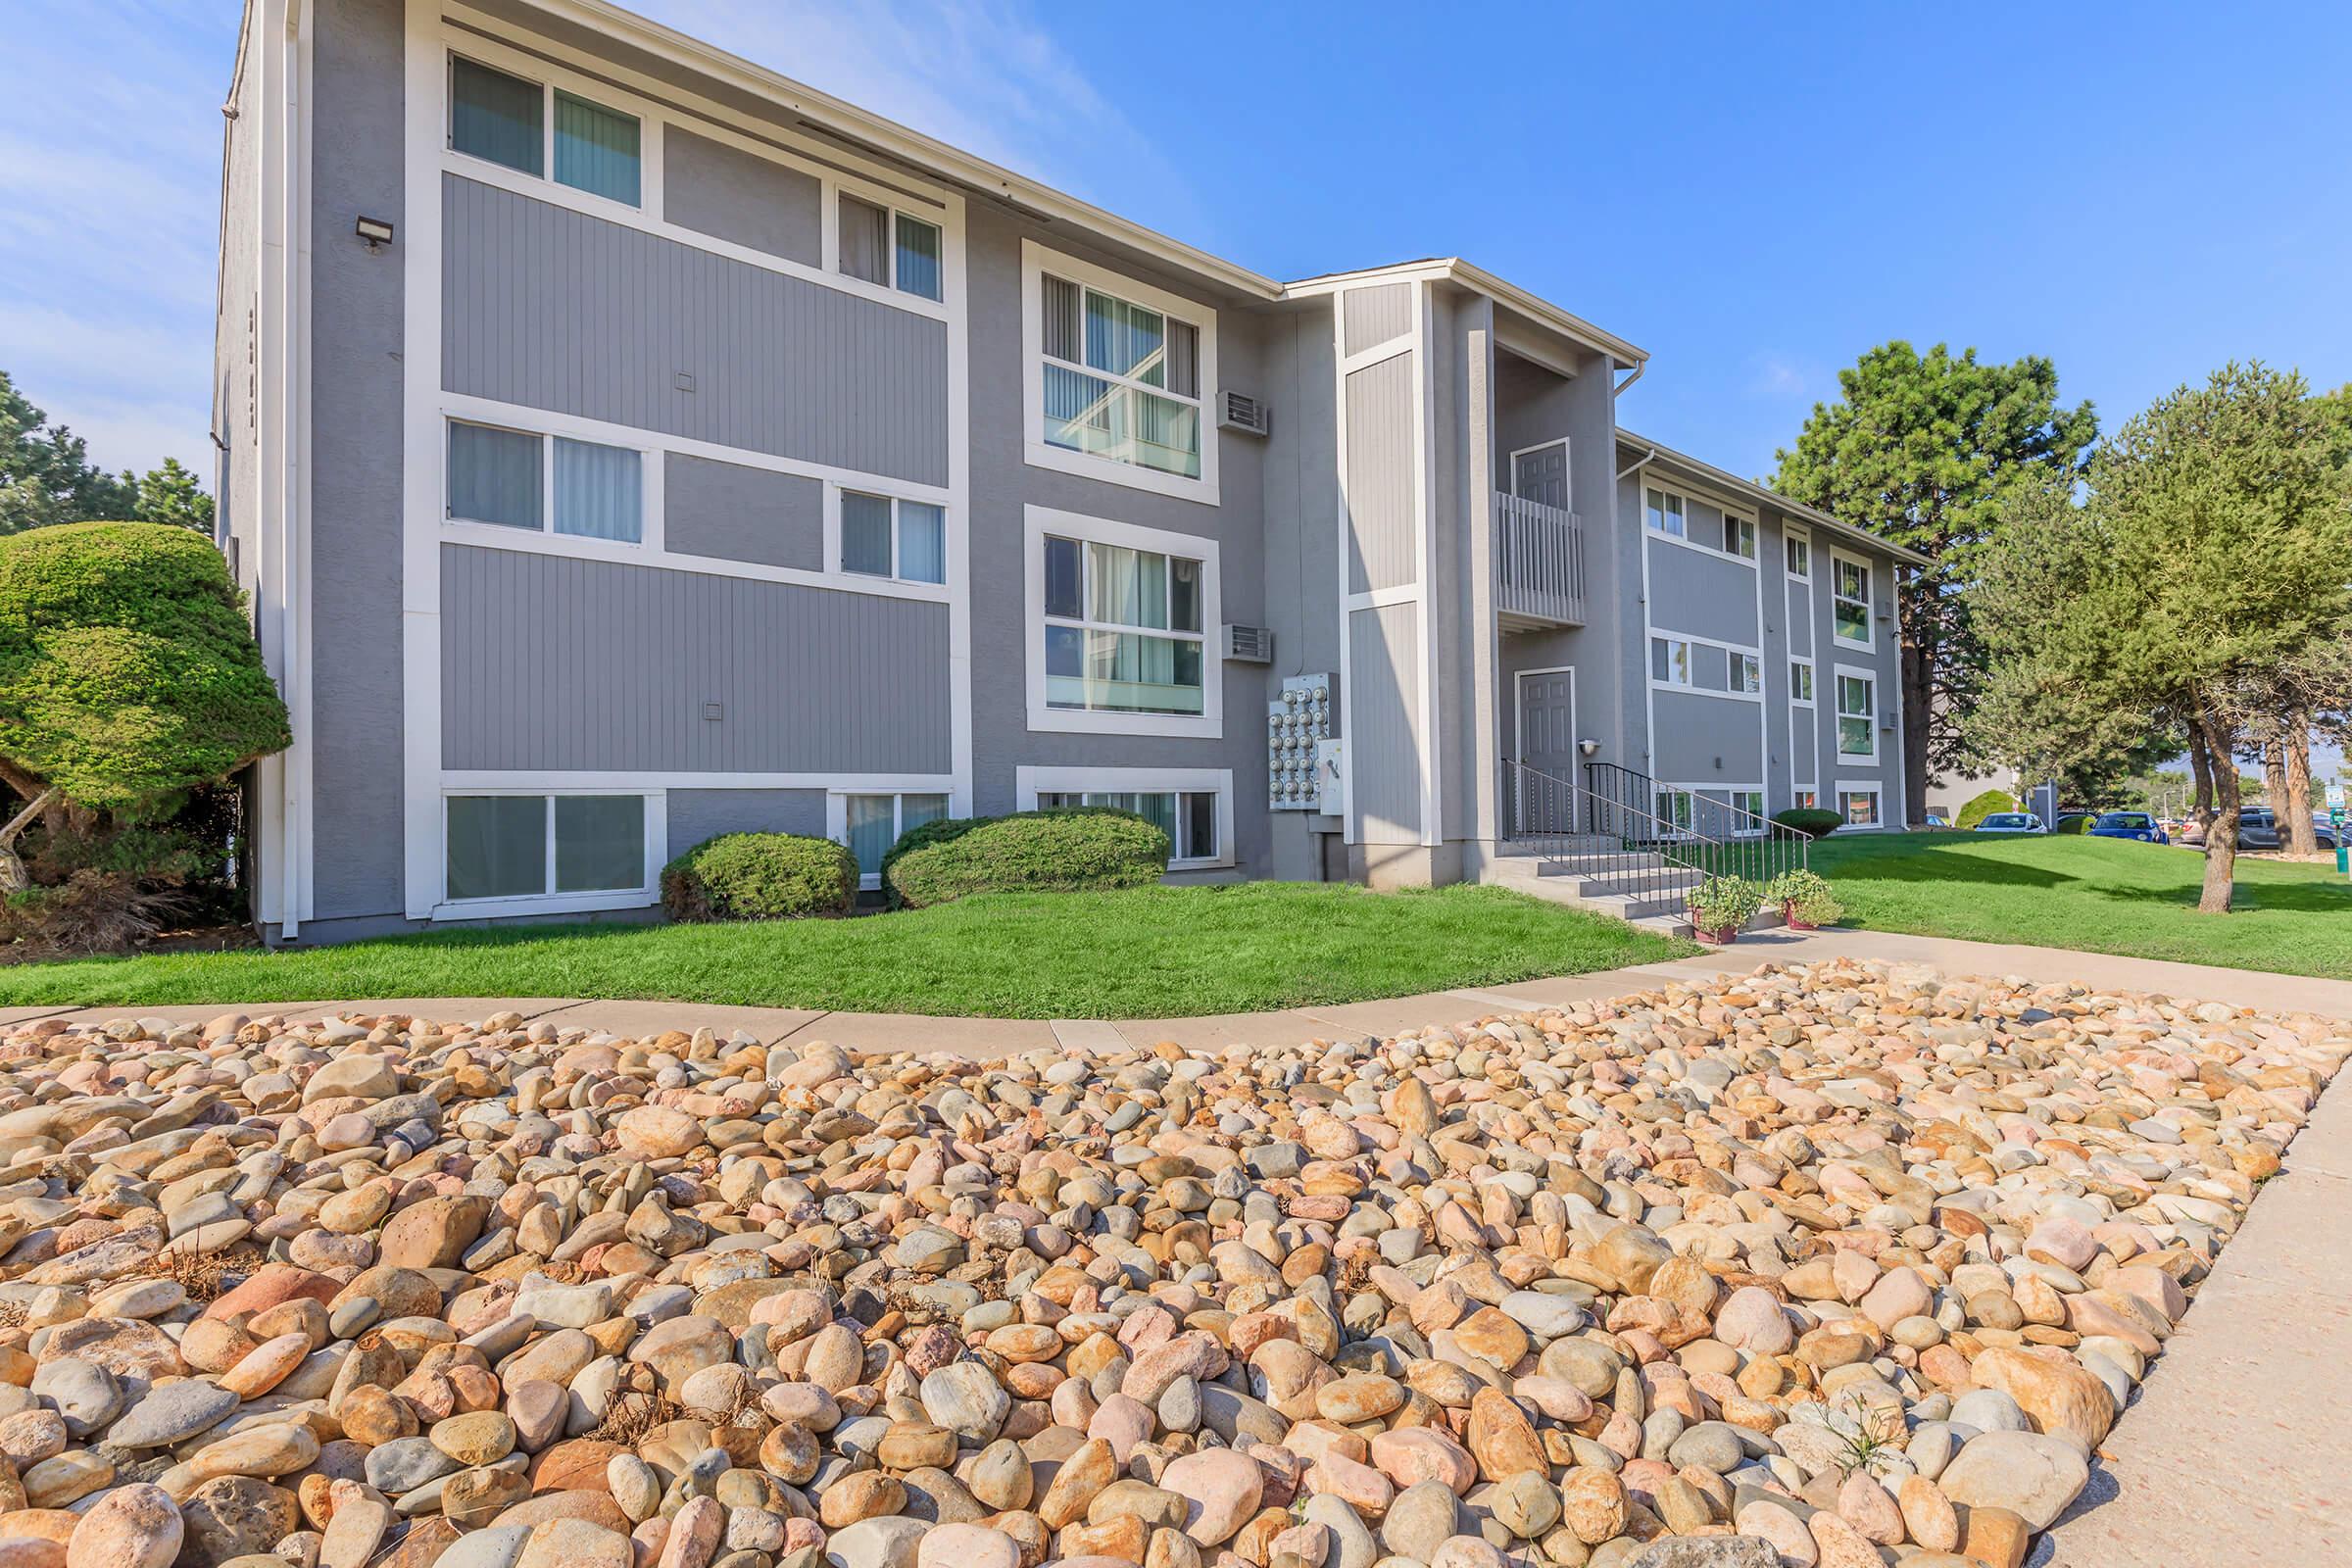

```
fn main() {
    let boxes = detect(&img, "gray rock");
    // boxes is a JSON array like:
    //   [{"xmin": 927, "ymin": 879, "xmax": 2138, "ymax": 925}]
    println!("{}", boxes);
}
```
[
  {"xmin": 107, "ymin": 1380, "xmax": 238, "ymax": 1448},
  {"xmin": 1301, "ymin": 1494, "xmax": 1378, "ymax": 1568},
  {"xmin": 825, "ymin": 1515, "xmax": 926, "ymax": 1568},
  {"xmin": 437, "ymin": 1526, "xmax": 530, "ymax": 1568},
  {"xmin": 1627, "ymin": 1538, "xmax": 1779, "ymax": 1568},
  {"xmin": 918, "ymin": 1362, "xmax": 1007, "ymax": 1442},
  {"xmin": 1937, "ymin": 1429, "xmax": 2090, "ymax": 1531},
  {"xmin": 364, "ymin": 1435, "xmax": 463, "ymax": 1494},
  {"xmin": 1667, "ymin": 1421, "xmax": 1747, "ymax": 1475},
  {"xmin": 31, "ymin": 1358, "xmax": 122, "ymax": 1439},
  {"xmin": 1496, "ymin": 1291, "xmax": 1587, "ymax": 1341}
]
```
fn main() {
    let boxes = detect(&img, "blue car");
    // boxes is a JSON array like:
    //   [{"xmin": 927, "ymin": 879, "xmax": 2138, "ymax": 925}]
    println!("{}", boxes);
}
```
[{"xmin": 2088, "ymin": 810, "xmax": 2169, "ymax": 844}]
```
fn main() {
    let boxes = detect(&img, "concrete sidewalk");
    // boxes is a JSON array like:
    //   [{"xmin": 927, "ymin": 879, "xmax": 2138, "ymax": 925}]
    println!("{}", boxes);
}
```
[{"xmin": 8, "ymin": 925, "xmax": 2350, "ymax": 1052}]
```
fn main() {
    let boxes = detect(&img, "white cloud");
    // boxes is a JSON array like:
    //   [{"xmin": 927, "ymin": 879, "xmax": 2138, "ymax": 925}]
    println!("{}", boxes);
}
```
[{"xmin": 1746, "ymin": 355, "xmax": 1816, "ymax": 402}]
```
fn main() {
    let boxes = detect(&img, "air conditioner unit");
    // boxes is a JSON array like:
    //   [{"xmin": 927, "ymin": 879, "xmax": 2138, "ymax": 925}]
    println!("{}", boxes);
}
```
[
  {"xmin": 1218, "ymin": 390, "xmax": 1271, "ymax": 437},
  {"xmin": 1225, "ymin": 624, "xmax": 1274, "ymax": 662}
]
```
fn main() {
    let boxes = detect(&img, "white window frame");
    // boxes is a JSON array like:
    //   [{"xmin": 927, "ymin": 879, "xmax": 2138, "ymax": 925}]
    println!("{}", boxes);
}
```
[
  {"xmin": 1788, "ymin": 658, "xmax": 1816, "ymax": 706},
  {"xmin": 827, "ymin": 485, "xmax": 948, "ymax": 587},
  {"xmin": 1021, "ymin": 241, "xmax": 1220, "ymax": 505},
  {"xmin": 1793, "ymin": 789, "xmax": 1819, "ymax": 810},
  {"xmin": 1732, "ymin": 652, "xmax": 1763, "ymax": 694},
  {"xmin": 1652, "ymin": 788, "xmax": 1695, "ymax": 838},
  {"xmin": 1016, "ymin": 765, "xmax": 1235, "ymax": 872},
  {"xmin": 1831, "ymin": 549, "xmax": 1875, "ymax": 651},
  {"xmin": 1836, "ymin": 781, "xmax": 1886, "ymax": 832},
  {"xmin": 1835, "ymin": 663, "xmax": 1880, "ymax": 763},
  {"xmin": 1785, "ymin": 526, "xmax": 1812, "ymax": 581},
  {"xmin": 446, "ymin": 50, "xmax": 646, "ymax": 212},
  {"xmin": 1726, "ymin": 513, "xmax": 1758, "ymax": 562},
  {"xmin": 1728, "ymin": 788, "xmax": 1767, "ymax": 838},
  {"xmin": 444, "ymin": 416, "xmax": 653, "ymax": 547},
  {"xmin": 826, "ymin": 790, "xmax": 954, "ymax": 892},
  {"xmin": 1651, "ymin": 635, "xmax": 1693, "ymax": 688},
  {"xmin": 1023, "ymin": 506, "xmax": 1222, "ymax": 739},
  {"xmin": 436, "ymin": 787, "xmax": 663, "ymax": 919},
  {"xmin": 1643, "ymin": 480, "xmax": 1759, "ymax": 568},
  {"xmin": 833, "ymin": 191, "xmax": 944, "ymax": 302},
  {"xmin": 1642, "ymin": 485, "xmax": 1686, "ymax": 539}
]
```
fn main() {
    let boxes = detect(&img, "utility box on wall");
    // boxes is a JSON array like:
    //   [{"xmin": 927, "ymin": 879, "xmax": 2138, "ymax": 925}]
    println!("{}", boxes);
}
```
[{"xmin": 1269, "ymin": 674, "xmax": 1335, "ymax": 811}]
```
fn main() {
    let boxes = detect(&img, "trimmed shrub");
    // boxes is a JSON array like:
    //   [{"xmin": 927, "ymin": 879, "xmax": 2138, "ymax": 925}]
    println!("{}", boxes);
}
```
[
  {"xmin": 1767, "ymin": 869, "xmax": 1844, "ymax": 926},
  {"xmin": 1954, "ymin": 789, "xmax": 2019, "ymax": 830},
  {"xmin": 2055, "ymin": 811, "xmax": 2095, "ymax": 834},
  {"xmin": 883, "ymin": 808, "xmax": 1170, "ymax": 908},
  {"xmin": 662, "ymin": 832, "xmax": 857, "ymax": 921},
  {"xmin": 1771, "ymin": 808, "xmax": 1843, "ymax": 840}
]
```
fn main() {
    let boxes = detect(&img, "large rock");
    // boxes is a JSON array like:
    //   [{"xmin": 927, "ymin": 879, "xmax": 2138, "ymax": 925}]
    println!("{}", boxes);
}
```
[
  {"xmin": 1937, "ymin": 1430, "xmax": 2090, "ymax": 1531},
  {"xmin": 1967, "ymin": 1347, "xmax": 2117, "ymax": 1450}
]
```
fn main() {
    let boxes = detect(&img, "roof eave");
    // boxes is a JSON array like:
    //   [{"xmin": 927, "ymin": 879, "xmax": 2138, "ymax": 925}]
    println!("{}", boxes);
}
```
[{"xmin": 1616, "ymin": 427, "xmax": 1930, "ymax": 567}]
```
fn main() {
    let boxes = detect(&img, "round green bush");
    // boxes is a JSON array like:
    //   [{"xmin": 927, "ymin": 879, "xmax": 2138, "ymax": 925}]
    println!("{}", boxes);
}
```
[
  {"xmin": 883, "ymin": 808, "xmax": 1170, "ymax": 908},
  {"xmin": 2055, "ymin": 811, "xmax": 2095, "ymax": 834},
  {"xmin": 661, "ymin": 832, "xmax": 856, "ymax": 921},
  {"xmin": 1771, "ymin": 808, "xmax": 1843, "ymax": 840},
  {"xmin": 1954, "ymin": 789, "xmax": 2019, "ymax": 830}
]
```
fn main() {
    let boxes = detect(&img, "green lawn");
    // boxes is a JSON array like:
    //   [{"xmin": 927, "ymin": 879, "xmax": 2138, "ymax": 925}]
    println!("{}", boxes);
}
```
[
  {"xmin": 0, "ymin": 882, "xmax": 1692, "ymax": 1018},
  {"xmin": 1806, "ymin": 830, "xmax": 2352, "ymax": 980}
]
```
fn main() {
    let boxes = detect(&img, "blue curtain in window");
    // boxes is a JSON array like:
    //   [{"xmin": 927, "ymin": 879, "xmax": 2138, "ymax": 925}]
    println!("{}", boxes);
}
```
[
  {"xmin": 452, "ymin": 59, "xmax": 542, "ymax": 175},
  {"xmin": 448, "ymin": 422, "xmax": 541, "ymax": 529},
  {"xmin": 895, "ymin": 215, "xmax": 942, "ymax": 301},
  {"xmin": 897, "ymin": 502, "xmax": 945, "ymax": 584},
  {"xmin": 554, "ymin": 92, "xmax": 640, "ymax": 204},
  {"xmin": 553, "ymin": 438, "xmax": 641, "ymax": 541},
  {"xmin": 841, "ymin": 492, "xmax": 893, "ymax": 576}
]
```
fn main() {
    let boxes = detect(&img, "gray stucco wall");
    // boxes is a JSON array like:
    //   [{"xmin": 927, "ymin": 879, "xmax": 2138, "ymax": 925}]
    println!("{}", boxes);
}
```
[
  {"xmin": 667, "ymin": 788, "xmax": 826, "ymax": 849},
  {"xmin": 306, "ymin": 0, "xmax": 408, "ymax": 921},
  {"xmin": 662, "ymin": 127, "xmax": 821, "ymax": 266},
  {"xmin": 959, "ymin": 201, "xmax": 1271, "ymax": 876},
  {"xmin": 1255, "ymin": 301, "xmax": 1342, "ymax": 880},
  {"xmin": 441, "ymin": 173, "xmax": 949, "ymax": 486},
  {"xmin": 664, "ymin": 453, "xmax": 823, "ymax": 570},
  {"xmin": 440, "ymin": 545, "xmax": 951, "ymax": 773}
]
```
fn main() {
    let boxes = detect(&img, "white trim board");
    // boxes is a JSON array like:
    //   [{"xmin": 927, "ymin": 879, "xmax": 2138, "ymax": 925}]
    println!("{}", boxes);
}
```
[
  {"xmin": 1014, "ymin": 765, "xmax": 1237, "ymax": 873},
  {"xmin": 431, "ymin": 783, "xmax": 668, "ymax": 921},
  {"xmin": 1021, "ymin": 505, "xmax": 1224, "ymax": 740}
]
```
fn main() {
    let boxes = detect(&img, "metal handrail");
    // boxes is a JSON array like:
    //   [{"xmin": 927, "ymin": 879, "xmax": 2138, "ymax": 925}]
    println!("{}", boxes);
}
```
[{"xmin": 1503, "ymin": 758, "xmax": 1810, "ymax": 922}]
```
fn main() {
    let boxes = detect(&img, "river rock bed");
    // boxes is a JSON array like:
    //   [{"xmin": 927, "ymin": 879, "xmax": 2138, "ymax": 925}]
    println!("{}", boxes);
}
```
[{"xmin": 0, "ymin": 959, "xmax": 2338, "ymax": 1568}]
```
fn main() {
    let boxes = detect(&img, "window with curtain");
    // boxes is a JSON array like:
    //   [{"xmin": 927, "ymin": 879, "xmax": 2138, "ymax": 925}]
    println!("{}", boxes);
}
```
[
  {"xmin": 1727, "ymin": 516, "xmax": 1757, "ymax": 560},
  {"xmin": 1644, "ymin": 487, "xmax": 1685, "ymax": 537},
  {"xmin": 553, "ymin": 438, "xmax": 641, "ymax": 542},
  {"xmin": 448, "ymin": 421, "xmax": 542, "ymax": 529},
  {"xmin": 1038, "ymin": 790, "xmax": 1217, "ymax": 861},
  {"xmin": 1838, "ymin": 787, "xmax": 1881, "ymax": 826},
  {"xmin": 895, "ymin": 215, "xmax": 943, "ymax": 301},
  {"xmin": 1838, "ymin": 672, "xmax": 1875, "ymax": 756},
  {"xmin": 843, "ymin": 794, "xmax": 948, "ymax": 881},
  {"xmin": 451, "ymin": 58, "xmax": 543, "ymax": 174},
  {"xmin": 1835, "ymin": 558, "xmax": 1871, "ymax": 643},
  {"xmin": 840, "ymin": 492, "xmax": 946, "ymax": 585},
  {"xmin": 1041, "ymin": 535, "xmax": 1205, "ymax": 714},
  {"xmin": 838, "ymin": 194, "xmax": 889, "ymax": 285},
  {"xmin": 554, "ymin": 91, "xmax": 640, "ymax": 205},
  {"xmin": 446, "ymin": 794, "xmax": 647, "ymax": 903},
  {"xmin": 1038, "ymin": 273, "xmax": 1202, "ymax": 479},
  {"xmin": 1794, "ymin": 790, "xmax": 1819, "ymax": 809}
]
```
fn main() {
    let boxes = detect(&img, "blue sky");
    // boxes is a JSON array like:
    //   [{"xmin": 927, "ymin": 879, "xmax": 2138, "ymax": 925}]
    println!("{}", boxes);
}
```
[{"xmin": 4, "ymin": 1, "xmax": 2348, "ymax": 774}]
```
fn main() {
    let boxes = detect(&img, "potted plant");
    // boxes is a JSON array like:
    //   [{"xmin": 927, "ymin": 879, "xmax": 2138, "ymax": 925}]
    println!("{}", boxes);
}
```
[
  {"xmin": 1768, "ymin": 869, "xmax": 1844, "ymax": 931},
  {"xmin": 1686, "ymin": 874, "xmax": 1764, "ymax": 944}
]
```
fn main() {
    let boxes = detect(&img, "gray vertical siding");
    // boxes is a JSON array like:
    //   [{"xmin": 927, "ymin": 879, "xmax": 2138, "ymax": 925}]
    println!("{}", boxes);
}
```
[
  {"xmin": 1644, "ymin": 539, "xmax": 1760, "ymax": 645},
  {"xmin": 1651, "ymin": 690, "xmax": 1764, "ymax": 781},
  {"xmin": 305, "ymin": 0, "xmax": 409, "ymax": 920},
  {"xmin": 1344, "ymin": 351, "xmax": 1417, "ymax": 594},
  {"xmin": 667, "ymin": 788, "xmax": 827, "ymax": 850},
  {"xmin": 661, "ymin": 127, "xmax": 822, "ymax": 266},
  {"xmin": 442, "ymin": 173, "xmax": 949, "ymax": 485},
  {"xmin": 664, "ymin": 453, "xmax": 824, "ymax": 570},
  {"xmin": 1348, "ymin": 603, "xmax": 1422, "ymax": 841},
  {"xmin": 1786, "ymin": 575, "xmax": 1814, "ymax": 658},
  {"xmin": 440, "ymin": 546, "xmax": 950, "ymax": 772},
  {"xmin": 1343, "ymin": 283, "xmax": 1412, "ymax": 356}
]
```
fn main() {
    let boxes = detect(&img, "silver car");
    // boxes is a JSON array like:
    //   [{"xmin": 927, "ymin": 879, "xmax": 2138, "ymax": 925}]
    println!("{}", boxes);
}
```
[{"xmin": 1975, "ymin": 811, "xmax": 2044, "ymax": 834}]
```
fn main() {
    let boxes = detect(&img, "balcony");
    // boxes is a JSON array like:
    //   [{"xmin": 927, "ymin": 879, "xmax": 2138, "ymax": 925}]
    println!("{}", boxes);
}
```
[{"xmin": 1494, "ymin": 493, "xmax": 1585, "ymax": 628}]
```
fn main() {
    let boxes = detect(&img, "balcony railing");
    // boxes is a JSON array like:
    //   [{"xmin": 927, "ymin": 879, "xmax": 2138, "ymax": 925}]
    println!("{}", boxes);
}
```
[{"xmin": 1494, "ymin": 494, "xmax": 1585, "ymax": 627}]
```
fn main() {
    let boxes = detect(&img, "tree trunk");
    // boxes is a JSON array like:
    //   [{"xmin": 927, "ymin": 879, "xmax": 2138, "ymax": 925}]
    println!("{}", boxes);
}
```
[
  {"xmin": 2186, "ymin": 725, "xmax": 2215, "ymax": 826},
  {"xmin": 1900, "ymin": 634, "xmax": 1932, "ymax": 828},
  {"xmin": 2262, "ymin": 736, "xmax": 2288, "ymax": 823},
  {"xmin": 0, "ymin": 788, "xmax": 58, "ymax": 894},
  {"xmin": 2197, "ymin": 712, "xmax": 2239, "ymax": 913},
  {"xmin": 2284, "ymin": 714, "xmax": 2319, "ymax": 855}
]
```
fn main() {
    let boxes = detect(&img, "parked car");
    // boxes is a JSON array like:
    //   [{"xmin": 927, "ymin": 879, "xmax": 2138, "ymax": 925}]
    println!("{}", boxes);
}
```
[
  {"xmin": 1924, "ymin": 812, "xmax": 1949, "ymax": 827},
  {"xmin": 2088, "ymin": 810, "xmax": 2169, "ymax": 844},
  {"xmin": 1975, "ymin": 812, "xmax": 2044, "ymax": 834},
  {"xmin": 2235, "ymin": 808, "xmax": 2281, "ymax": 850}
]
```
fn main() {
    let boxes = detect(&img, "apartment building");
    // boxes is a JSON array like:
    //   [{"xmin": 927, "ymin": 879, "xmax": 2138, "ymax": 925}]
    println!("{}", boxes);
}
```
[{"xmin": 215, "ymin": 0, "xmax": 1921, "ymax": 941}]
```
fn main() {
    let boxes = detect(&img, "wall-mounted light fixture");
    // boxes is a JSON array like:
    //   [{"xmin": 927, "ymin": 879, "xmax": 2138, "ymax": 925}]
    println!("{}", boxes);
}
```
[
  {"xmin": 1577, "ymin": 737, "xmax": 1601, "ymax": 758},
  {"xmin": 355, "ymin": 216, "xmax": 395, "ymax": 249}
]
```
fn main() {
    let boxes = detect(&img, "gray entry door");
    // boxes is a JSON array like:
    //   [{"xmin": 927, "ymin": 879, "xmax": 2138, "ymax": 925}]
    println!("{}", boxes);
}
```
[
  {"xmin": 1512, "ymin": 442, "xmax": 1569, "ymax": 510},
  {"xmin": 1515, "ymin": 667, "xmax": 1578, "ymax": 833}
]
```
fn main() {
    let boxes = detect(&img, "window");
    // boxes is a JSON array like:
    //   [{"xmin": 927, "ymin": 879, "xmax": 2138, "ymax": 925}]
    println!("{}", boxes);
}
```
[
  {"xmin": 1794, "ymin": 790, "xmax": 1819, "ymax": 810},
  {"xmin": 1644, "ymin": 487, "xmax": 1686, "ymax": 538},
  {"xmin": 1786, "ymin": 534, "xmax": 1811, "ymax": 579},
  {"xmin": 840, "ymin": 491, "xmax": 946, "ymax": 585},
  {"xmin": 1654, "ymin": 789, "xmax": 1694, "ymax": 835},
  {"xmin": 1838, "ymin": 672, "xmax": 1876, "ymax": 758},
  {"xmin": 1789, "ymin": 660, "xmax": 1815, "ymax": 704},
  {"xmin": 447, "ymin": 420, "xmax": 642, "ymax": 542},
  {"xmin": 1650, "ymin": 636, "xmax": 1692, "ymax": 687},
  {"xmin": 445, "ymin": 794, "xmax": 646, "ymax": 903},
  {"xmin": 1042, "ymin": 534, "xmax": 1205, "ymax": 715},
  {"xmin": 843, "ymin": 793, "xmax": 949, "ymax": 885},
  {"xmin": 1039, "ymin": 790, "xmax": 1219, "ymax": 865},
  {"xmin": 449, "ymin": 56, "xmax": 639, "ymax": 207},
  {"xmin": 1039, "ymin": 272, "xmax": 1201, "ymax": 479},
  {"xmin": 836, "ymin": 193, "xmax": 944, "ymax": 302},
  {"xmin": 1730, "ymin": 790, "xmax": 1766, "ymax": 836},
  {"xmin": 1834, "ymin": 557, "xmax": 1872, "ymax": 645},
  {"xmin": 1732, "ymin": 653, "xmax": 1763, "ymax": 694},
  {"xmin": 1727, "ymin": 515, "xmax": 1757, "ymax": 560},
  {"xmin": 1838, "ymin": 786, "xmax": 1883, "ymax": 827}
]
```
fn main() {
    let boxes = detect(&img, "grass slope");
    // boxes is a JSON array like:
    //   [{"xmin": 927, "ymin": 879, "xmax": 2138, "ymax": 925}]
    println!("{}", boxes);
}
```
[
  {"xmin": 0, "ymin": 882, "xmax": 1691, "ymax": 1018},
  {"xmin": 1809, "ymin": 830, "xmax": 2352, "ymax": 980}
]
